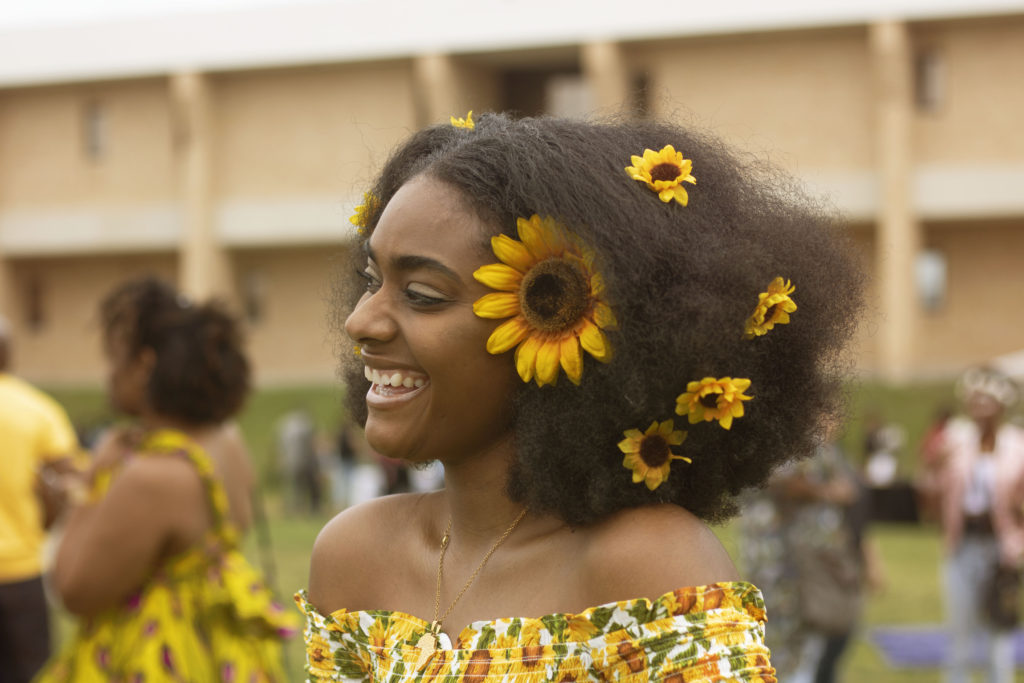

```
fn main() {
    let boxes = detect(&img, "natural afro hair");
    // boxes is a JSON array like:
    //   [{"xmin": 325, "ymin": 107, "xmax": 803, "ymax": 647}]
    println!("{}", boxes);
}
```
[
  {"xmin": 337, "ymin": 113, "xmax": 865, "ymax": 526},
  {"xmin": 100, "ymin": 276, "xmax": 250, "ymax": 426}
]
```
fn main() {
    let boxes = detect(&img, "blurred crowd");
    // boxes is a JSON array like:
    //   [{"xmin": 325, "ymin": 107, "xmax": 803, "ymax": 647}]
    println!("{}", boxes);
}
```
[
  {"xmin": 274, "ymin": 406, "xmax": 444, "ymax": 517},
  {"xmin": 740, "ymin": 365, "xmax": 1024, "ymax": 683}
]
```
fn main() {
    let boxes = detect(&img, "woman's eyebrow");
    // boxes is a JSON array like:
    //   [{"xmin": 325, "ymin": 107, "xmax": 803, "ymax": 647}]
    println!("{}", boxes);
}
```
[{"xmin": 365, "ymin": 244, "xmax": 463, "ymax": 284}]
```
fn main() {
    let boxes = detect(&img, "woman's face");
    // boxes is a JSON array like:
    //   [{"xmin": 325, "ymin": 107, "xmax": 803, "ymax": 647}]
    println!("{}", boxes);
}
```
[
  {"xmin": 344, "ymin": 175, "xmax": 518, "ymax": 463},
  {"xmin": 105, "ymin": 335, "xmax": 152, "ymax": 417},
  {"xmin": 966, "ymin": 390, "xmax": 1004, "ymax": 425}
]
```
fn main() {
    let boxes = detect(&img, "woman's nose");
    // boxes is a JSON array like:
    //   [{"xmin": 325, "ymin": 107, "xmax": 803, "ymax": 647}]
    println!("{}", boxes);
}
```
[{"xmin": 344, "ymin": 291, "xmax": 398, "ymax": 345}]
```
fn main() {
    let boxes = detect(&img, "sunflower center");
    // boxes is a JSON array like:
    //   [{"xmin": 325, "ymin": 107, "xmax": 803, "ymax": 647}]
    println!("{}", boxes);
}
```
[
  {"xmin": 519, "ymin": 258, "xmax": 590, "ymax": 334},
  {"xmin": 639, "ymin": 435, "xmax": 671, "ymax": 468},
  {"xmin": 762, "ymin": 304, "xmax": 778, "ymax": 322},
  {"xmin": 699, "ymin": 393, "xmax": 720, "ymax": 409},
  {"xmin": 649, "ymin": 162, "xmax": 681, "ymax": 182}
]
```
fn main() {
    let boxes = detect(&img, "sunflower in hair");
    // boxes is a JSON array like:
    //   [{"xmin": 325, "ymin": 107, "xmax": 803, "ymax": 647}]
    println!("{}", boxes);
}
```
[
  {"xmin": 450, "ymin": 110, "xmax": 474, "ymax": 129},
  {"xmin": 744, "ymin": 277, "xmax": 796, "ymax": 338},
  {"xmin": 676, "ymin": 377, "xmax": 753, "ymax": 430},
  {"xmin": 619, "ymin": 419, "xmax": 690, "ymax": 491},
  {"xmin": 349, "ymin": 192, "xmax": 380, "ymax": 235},
  {"xmin": 473, "ymin": 215, "xmax": 616, "ymax": 386},
  {"xmin": 625, "ymin": 145, "xmax": 696, "ymax": 205}
]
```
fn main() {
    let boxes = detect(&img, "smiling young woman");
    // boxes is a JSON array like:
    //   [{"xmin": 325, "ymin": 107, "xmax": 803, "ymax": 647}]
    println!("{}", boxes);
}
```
[{"xmin": 299, "ymin": 114, "xmax": 865, "ymax": 682}]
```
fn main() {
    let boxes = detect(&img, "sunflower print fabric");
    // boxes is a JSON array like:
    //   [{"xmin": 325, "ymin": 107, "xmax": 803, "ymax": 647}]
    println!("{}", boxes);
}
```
[
  {"xmin": 296, "ymin": 581, "xmax": 775, "ymax": 682},
  {"xmin": 35, "ymin": 429, "xmax": 297, "ymax": 682}
]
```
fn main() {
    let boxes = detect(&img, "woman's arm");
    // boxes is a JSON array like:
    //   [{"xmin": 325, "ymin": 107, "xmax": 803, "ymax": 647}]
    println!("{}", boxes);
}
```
[{"xmin": 52, "ymin": 454, "xmax": 206, "ymax": 616}]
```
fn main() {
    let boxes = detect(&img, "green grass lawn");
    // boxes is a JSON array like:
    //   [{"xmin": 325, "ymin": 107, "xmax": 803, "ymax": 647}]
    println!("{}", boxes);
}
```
[{"xmin": 43, "ymin": 381, "xmax": 1024, "ymax": 681}]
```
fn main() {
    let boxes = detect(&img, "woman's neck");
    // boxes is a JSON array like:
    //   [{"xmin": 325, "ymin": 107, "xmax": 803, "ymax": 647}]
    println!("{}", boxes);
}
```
[
  {"xmin": 139, "ymin": 412, "xmax": 211, "ymax": 440},
  {"xmin": 439, "ymin": 438, "xmax": 525, "ymax": 546}
]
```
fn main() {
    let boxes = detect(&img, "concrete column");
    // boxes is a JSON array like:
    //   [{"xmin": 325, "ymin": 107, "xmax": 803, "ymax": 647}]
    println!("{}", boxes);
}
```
[
  {"xmin": 870, "ymin": 20, "xmax": 919, "ymax": 383},
  {"xmin": 413, "ymin": 54, "xmax": 460, "ymax": 128},
  {"xmin": 581, "ymin": 41, "xmax": 631, "ymax": 113},
  {"xmin": 170, "ymin": 71, "xmax": 232, "ymax": 302}
]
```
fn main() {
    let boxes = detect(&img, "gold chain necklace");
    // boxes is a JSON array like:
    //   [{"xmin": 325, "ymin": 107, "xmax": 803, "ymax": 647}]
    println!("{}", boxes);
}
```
[{"xmin": 415, "ymin": 508, "xmax": 528, "ymax": 670}]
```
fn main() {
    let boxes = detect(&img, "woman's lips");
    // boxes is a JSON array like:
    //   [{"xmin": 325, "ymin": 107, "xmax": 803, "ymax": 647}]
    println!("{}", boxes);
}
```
[{"xmin": 363, "ymin": 366, "xmax": 429, "ymax": 407}]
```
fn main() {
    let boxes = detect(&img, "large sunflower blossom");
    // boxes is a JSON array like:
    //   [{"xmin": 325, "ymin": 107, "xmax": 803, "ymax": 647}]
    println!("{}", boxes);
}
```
[
  {"xmin": 349, "ymin": 192, "xmax": 380, "ymax": 235},
  {"xmin": 675, "ymin": 377, "xmax": 753, "ymax": 430},
  {"xmin": 619, "ymin": 419, "xmax": 690, "ymax": 491},
  {"xmin": 473, "ymin": 215, "xmax": 617, "ymax": 386},
  {"xmin": 744, "ymin": 276, "xmax": 797, "ymax": 338},
  {"xmin": 624, "ymin": 145, "xmax": 696, "ymax": 205},
  {"xmin": 450, "ymin": 110, "xmax": 474, "ymax": 129}
]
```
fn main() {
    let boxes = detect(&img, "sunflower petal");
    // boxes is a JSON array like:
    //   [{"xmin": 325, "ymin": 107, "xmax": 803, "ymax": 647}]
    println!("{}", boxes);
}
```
[
  {"xmin": 534, "ymin": 339, "xmax": 562, "ymax": 386},
  {"xmin": 618, "ymin": 437, "xmax": 640, "ymax": 454},
  {"xmin": 517, "ymin": 216, "xmax": 555, "ymax": 261},
  {"xmin": 473, "ymin": 292, "xmax": 521, "ymax": 319},
  {"xmin": 471, "ymin": 290, "xmax": 520, "ymax": 319},
  {"xmin": 559, "ymin": 335, "xmax": 583, "ymax": 385},
  {"xmin": 578, "ymin": 321, "xmax": 611, "ymax": 362},
  {"xmin": 658, "ymin": 188, "xmax": 675, "ymax": 203},
  {"xmin": 514, "ymin": 335, "xmax": 543, "ymax": 383},
  {"xmin": 485, "ymin": 317, "xmax": 530, "ymax": 354},
  {"xmin": 473, "ymin": 264, "xmax": 523, "ymax": 292},
  {"xmin": 491, "ymin": 234, "xmax": 535, "ymax": 273},
  {"xmin": 592, "ymin": 302, "xmax": 617, "ymax": 329},
  {"xmin": 672, "ymin": 186, "xmax": 690, "ymax": 206}
]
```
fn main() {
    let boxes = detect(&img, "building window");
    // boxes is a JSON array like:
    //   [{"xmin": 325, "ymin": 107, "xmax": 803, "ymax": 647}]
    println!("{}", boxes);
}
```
[
  {"xmin": 242, "ymin": 270, "xmax": 266, "ymax": 325},
  {"xmin": 25, "ymin": 276, "xmax": 46, "ymax": 332},
  {"xmin": 916, "ymin": 248, "xmax": 947, "ymax": 312},
  {"xmin": 914, "ymin": 48, "xmax": 945, "ymax": 114},
  {"xmin": 82, "ymin": 100, "xmax": 107, "ymax": 162},
  {"xmin": 545, "ymin": 74, "xmax": 594, "ymax": 118}
]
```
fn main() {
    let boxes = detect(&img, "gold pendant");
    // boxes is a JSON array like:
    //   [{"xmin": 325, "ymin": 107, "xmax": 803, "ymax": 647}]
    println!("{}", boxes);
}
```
[{"xmin": 415, "ymin": 622, "xmax": 440, "ymax": 671}]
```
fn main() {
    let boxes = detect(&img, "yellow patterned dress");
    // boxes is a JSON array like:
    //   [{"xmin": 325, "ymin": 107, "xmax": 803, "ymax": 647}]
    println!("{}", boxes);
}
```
[
  {"xmin": 36, "ymin": 429, "xmax": 297, "ymax": 683},
  {"xmin": 296, "ymin": 582, "xmax": 775, "ymax": 681}
]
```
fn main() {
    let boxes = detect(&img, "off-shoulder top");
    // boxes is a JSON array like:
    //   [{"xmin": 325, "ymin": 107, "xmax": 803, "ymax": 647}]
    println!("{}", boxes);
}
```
[{"xmin": 295, "ymin": 581, "xmax": 776, "ymax": 681}]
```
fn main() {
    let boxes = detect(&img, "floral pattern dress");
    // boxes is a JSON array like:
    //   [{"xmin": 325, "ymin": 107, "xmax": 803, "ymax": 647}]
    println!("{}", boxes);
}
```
[
  {"xmin": 296, "ymin": 581, "xmax": 775, "ymax": 681},
  {"xmin": 36, "ymin": 429, "xmax": 297, "ymax": 682}
]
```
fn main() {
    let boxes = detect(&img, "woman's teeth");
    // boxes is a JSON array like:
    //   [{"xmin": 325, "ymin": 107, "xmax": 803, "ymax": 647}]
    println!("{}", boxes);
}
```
[{"xmin": 364, "ymin": 366, "xmax": 426, "ymax": 388}]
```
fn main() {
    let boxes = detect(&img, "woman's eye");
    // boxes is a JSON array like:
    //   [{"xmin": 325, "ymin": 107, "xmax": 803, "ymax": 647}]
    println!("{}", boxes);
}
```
[
  {"xmin": 356, "ymin": 268, "xmax": 381, "ymax": 292},
  {"xmin": 405, "ymin": 285, "xmax": 448, "ymax": 306}
]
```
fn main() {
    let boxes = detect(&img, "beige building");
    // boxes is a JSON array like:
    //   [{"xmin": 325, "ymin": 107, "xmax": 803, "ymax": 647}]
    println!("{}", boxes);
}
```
[{"xmin": 1, "ymin": 2, "xmax": 1022, "ymax": 386}]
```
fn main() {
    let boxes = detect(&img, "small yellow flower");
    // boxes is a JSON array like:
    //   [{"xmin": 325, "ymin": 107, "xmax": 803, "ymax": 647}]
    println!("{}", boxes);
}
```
[
  {"xmin": 744, "ymin": 276, "xmax": 797, "ymax": 338},
  {"xmin": 473, "ymin": 215, "xmax": 616, "ymax": 387},
  {"xmin": 675, "ymin": 377, "xmax": 753, "ymax": 430},
  {"xmin": 349, "ymin": 192, "xmax": 380, "ymax": 234},
  {"xmin": 450, "ymin": 110, "xmax": 474, "ymax": 129},
  {"xmin": 619, "ymin": 419, "xmax": 690, "ymax": 491},
  {"xmin": 625, "ymin": 144, "xmax": 696, "ymax": 205}
]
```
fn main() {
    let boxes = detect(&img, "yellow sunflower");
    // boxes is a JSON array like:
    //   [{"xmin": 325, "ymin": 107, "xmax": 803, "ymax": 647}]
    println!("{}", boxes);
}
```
[
  {"xmin": 473, "ymin": 215, "xmax": 616, "ymax": 386},
  {"xmin": 675, "ymin": 377, "xmax": 753, "ymax": 430},
  {"xmin": 619, "ymin": 419, "xmax": 690, "ymax": 491},
  {"xmin": 450, "ymin": 110, "xmax": 474, "ymax": 129},
  {"xmin": 349, "ymin": 192, "xmax": 380, "ymax": 235},
  {"xmin": 625, "ymin": 144, "xmax": 696, "ymax": 205},
  {"xmin": 744, "ymin": 276, "xmax": 797, "ymax": 338}
]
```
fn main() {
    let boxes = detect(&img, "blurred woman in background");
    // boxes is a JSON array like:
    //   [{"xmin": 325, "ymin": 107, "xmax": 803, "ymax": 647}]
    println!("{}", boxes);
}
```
[
  {"xmin": 940, "ymin": 366, "xmax": 1024, "ymax": 683},
  {"xmin": 35, "ymin": 277, "xmax": 295, "ymax": 682}
]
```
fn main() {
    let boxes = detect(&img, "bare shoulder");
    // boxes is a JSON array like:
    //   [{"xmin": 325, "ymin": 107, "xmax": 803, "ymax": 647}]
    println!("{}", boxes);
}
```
[
  {"xmin": 104, "ymin": 453, "xmax": 206, "ymax": 530},
  {"xmin": 582, "ymin": 504, "xmax": 739, "ymax": 605},
  {"xmin": 308, "ymin": 492, "xmax": 433, "ymax": 615}
]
